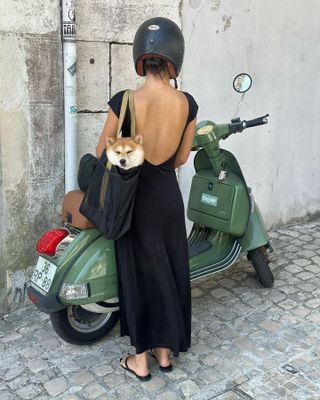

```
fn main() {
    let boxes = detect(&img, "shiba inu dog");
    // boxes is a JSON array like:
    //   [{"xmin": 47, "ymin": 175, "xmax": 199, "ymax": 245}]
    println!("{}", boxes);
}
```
[{"xmin": 106, "ymin": 134, "xmax": 144, "ymax": 170}]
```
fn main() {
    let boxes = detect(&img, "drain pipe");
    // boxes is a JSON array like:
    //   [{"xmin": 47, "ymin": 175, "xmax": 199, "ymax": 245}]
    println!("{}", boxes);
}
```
[{"xmin": 62, "ymin": 0, "xmax": 77, "ymax": 192}]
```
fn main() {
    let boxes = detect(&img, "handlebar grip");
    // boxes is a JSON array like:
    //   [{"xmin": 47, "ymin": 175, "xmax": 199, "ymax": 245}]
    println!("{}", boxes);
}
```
[{"xmin": 244, "ymin": 114, "xmax": 269, "ymax": 128}]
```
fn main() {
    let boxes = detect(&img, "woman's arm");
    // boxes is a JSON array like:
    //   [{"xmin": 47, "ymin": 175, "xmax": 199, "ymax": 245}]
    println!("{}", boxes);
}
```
[
  {"xmin": 96, "ymin": 109, "xmax": 119, "ymax": 158},
  {"xmin": 174, "ymin": 118, "xmax": 197, "ymax": 169}
]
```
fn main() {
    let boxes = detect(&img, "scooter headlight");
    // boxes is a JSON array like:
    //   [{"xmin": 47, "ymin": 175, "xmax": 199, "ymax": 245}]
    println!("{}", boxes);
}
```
[{"xmin": 60, "ymin": 283, "xmax": 89, "ymax": 300}]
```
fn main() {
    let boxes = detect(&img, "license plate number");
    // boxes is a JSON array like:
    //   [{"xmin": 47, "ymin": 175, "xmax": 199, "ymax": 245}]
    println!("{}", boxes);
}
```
[{"xmin": 31, "ymin": 257, "xmax": 57, "ymax": 293}]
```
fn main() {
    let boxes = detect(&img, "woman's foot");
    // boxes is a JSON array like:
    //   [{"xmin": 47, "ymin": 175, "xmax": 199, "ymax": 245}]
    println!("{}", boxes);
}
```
[
  {"xmin": 149, "ymin": 347, "xmax": 172, "ymax": 371},
  {"xmin": 120, "ymin": 354, "xmax": 151, "ymax": 381}
]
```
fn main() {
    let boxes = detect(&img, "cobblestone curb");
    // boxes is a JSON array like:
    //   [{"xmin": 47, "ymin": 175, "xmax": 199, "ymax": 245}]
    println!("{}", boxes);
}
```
[{"xmin": 1, "ymin": 220, "xmax": 320, "ymax": 399}]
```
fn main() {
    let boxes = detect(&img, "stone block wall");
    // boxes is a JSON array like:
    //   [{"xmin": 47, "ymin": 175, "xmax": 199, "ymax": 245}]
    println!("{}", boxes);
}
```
[
  {"xmin": 0, "ymin": 0, "xmax": 64, "ymax": 313},
  {"xmin": 76, "ymin": 0, "xmax": 180, "ymax": 159}
]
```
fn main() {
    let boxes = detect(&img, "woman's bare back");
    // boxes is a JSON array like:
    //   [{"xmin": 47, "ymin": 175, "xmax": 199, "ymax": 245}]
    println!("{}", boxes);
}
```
[
  {"xmin": 133, "ymin": 86, "xmax": 189, "ymax": 165},
  {"xmin": 97, "ymin": 83, "xmax": 197, "ymax": 169}
]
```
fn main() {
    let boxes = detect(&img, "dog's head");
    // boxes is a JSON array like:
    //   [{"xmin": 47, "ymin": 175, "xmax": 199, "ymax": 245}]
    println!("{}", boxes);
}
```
[{"xmin": 106, "ymin": 134, "xmax": 144, "ymax": 170}]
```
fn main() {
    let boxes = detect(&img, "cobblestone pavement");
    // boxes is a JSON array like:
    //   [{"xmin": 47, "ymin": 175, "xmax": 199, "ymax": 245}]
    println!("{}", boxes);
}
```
[{"xmin": 1, "ymin": 220, "xmax": 320, "ymax": 400}]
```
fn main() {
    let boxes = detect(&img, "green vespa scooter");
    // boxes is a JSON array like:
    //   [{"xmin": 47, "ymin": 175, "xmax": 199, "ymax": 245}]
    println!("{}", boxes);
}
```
[{"xmin": 27, "ymin": 73, "xmax": 274, "ymax": 345}]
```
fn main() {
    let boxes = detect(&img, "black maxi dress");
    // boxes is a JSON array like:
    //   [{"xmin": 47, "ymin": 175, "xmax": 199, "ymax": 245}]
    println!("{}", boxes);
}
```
[{"xmin": 108, "ymin": 90, "xmax": 198, "ymax": 355}]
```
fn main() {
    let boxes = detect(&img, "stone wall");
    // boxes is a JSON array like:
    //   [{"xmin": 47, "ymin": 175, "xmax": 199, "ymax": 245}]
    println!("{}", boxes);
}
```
[{"xmin": 0, "ymin": 0, "xmax": 64, "ymax": 314}]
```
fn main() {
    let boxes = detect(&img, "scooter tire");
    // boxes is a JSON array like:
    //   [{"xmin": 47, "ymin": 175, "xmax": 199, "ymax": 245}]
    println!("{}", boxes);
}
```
[
  {"xmin": 248, "ymin": 247, "xmax": 274, "ymax": 288},
  {"xmin": 50, "ymin": 306, "xmax": 119, "ymax": 345}
]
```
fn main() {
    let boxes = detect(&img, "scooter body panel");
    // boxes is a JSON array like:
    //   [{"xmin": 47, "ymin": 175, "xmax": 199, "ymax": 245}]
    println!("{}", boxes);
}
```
[
  {"xmin": 61, "ymin": 235, "xmax": 118, "ymax": 305},
  {"xmin": 189, "ymin": 228, "xmax": 241, "ymax": 280},
  {"xmin": 193, "ymin": 148, "xmax": 247, "ymax": 180},
  {"xmin": 238, "ymin": 201, "xmax": 268, "ymax": 252},
  {"xmin": 189, "ymin": 230, "xmax": 233, "ymax": 271},
  {"xmin": 29, "ymin": 228, "xmax": 118, "ymax": 311},
  {"xmin": 29, "ymin": 228, "xmax": 102, "ymax": 297},
  {"xmin": 188, "ymin": 170, "xmax": 250, "ymax": 237},
  {"xmin": 188, "ymin": 149, "xmax": 250, "ymax": 238}
]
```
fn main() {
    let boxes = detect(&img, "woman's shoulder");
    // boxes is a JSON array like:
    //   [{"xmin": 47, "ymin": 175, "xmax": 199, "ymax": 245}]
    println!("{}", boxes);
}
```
[
  {"xmin": 107, "ymin": 90, "xmax": 127, "ymax": 117},
  {"xmin": 181, "ymin": 91, "xmax": 198, "ymax": 107},
  {"xmin": 181, "ymin": 91, "xmax": 199, "ymax": 123}
]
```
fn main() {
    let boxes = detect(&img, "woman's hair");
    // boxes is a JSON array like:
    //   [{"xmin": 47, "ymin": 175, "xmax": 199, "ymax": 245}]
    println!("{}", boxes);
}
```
[{"xmin": 143, "ymin": 58, "xmax": 168, "ymax": 76}]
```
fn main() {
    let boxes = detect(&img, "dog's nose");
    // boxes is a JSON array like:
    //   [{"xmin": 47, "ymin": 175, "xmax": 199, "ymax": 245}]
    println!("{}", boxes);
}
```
[{"xmin": 120, "ymin": 159, "xmax": 126, "ymax": 166}]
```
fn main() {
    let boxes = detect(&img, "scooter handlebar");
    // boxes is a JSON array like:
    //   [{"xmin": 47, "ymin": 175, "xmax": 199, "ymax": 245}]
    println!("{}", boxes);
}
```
[
  {"xmin": 228, "ymin": 114, "xmax": 269, "ymax": 135},
  {"xmin": 244, "ymin": 114, "xmax": 269, "ymax": 128}
]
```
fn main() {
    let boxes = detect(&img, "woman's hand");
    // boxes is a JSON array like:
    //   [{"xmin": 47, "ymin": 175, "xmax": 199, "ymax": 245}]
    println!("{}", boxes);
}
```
[{"xmin": 96, "ymin": 109, "xmax": 119, "ymax": 158}]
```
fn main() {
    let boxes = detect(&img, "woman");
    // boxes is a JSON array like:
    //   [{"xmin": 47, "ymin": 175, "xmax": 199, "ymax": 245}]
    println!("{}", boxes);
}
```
[{"xmin": 96, "ymin": 17, "xmax": 198, "ymax": 380}]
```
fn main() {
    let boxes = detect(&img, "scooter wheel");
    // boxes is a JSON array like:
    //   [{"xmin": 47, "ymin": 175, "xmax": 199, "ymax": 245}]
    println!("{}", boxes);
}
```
[
  {"xmin": 248, "ymin": 247, "xmax": 274, "ymax": 288},
  {"xmin": 50, "ymin": 306, "xmax": 119, "ymax": 345}
]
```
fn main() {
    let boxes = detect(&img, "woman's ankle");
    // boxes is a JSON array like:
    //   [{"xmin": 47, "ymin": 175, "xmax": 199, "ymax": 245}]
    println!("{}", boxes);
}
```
[
  {"xmin": 134, "ymin": 352, "xmax": 149, "ymax": 371},
  {"xmin": 153, "ymin": 347, "xmax": 171, "ymax": 365},
  {"xmin": 155, "ymin": 347, "xmax": 170, "ymax": 356}
]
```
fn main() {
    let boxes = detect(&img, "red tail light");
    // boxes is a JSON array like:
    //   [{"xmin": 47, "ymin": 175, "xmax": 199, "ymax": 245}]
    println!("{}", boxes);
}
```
[
  {"xmin": 28, "ymin": 292, "xmax": 38, "ymax": 304},
  {"xmin": 36, "ymin": 229, "xmax": 69, "ymax": 257}
]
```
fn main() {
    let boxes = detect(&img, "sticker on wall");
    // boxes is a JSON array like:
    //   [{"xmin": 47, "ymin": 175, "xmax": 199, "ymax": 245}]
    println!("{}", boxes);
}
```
[
  {"xmin": 63, "ymin": 22, "xmax": 76, "ymax": 38},
  {"xmin": 68, "ymin": 8, "xmax": 75, "ymax": 22},
  {"xmin": 66, "ymin": 0, "xmax": 75, "ymax": 10},
  {"xmin": 67, "ymin": 62, "xmax": 77, "ymax": 76},
  {"xmin": 69, "ymin": 105, "xmax": 77, "ymax": 113}
]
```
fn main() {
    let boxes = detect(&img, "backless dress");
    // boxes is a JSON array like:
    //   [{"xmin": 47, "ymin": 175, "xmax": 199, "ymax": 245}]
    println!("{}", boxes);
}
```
[{"xmin": 108, "ymin": 90, "xmax": 198, "ymax": 355}]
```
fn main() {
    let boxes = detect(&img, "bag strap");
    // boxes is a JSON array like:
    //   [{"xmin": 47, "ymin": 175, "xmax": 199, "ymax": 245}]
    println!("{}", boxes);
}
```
[
  {"xmin": 128, "ymin": 90, "xmax": 136, "ymax": 138},
  {"xmin": 116, "ymin": 90, "xmax": 130, "ymax": 138},
  {"xmin": 107, "ymin": 90, "xmax": 129, "ymax": 170}
]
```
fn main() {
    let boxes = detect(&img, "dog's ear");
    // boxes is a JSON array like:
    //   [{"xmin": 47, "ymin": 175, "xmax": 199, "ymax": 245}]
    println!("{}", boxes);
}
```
[
  {"xmin": 134, "ymin": 134, "xmax": 143, "ymax": 145},
  {"xmin": 106, "ymin": 137, "xmax": 115, "ymax": 147}
]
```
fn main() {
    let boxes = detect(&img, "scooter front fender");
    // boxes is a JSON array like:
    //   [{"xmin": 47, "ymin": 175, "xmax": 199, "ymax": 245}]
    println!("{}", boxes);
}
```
[
  {"xmin": 238, "ymin": 200, "xmax": 268, "ymax": 252},
  {"xmin": 60, "ymin": 235, "xmax": 118, "ymax": 306}
]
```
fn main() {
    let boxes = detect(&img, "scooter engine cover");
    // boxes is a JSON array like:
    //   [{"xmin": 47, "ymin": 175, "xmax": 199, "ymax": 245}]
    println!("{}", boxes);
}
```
[{"xmin": 187, "ymin": 169, "xmax": 250, "ymax": 237}]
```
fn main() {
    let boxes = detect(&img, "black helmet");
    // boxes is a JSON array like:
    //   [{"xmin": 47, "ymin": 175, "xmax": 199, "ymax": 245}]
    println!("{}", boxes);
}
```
[{"xmin": 133, "ymin": 17, "xmax": 185, "ymax": 78}]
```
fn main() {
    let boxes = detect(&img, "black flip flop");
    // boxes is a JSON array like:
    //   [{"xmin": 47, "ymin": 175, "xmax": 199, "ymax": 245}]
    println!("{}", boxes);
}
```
[
  {"xmin": 120, "ymin": 355, "xmax": 152, "ymax": 381},
  {"xmin": 149, "ymin": 350, "xmax": 173, "ymax": 372}
]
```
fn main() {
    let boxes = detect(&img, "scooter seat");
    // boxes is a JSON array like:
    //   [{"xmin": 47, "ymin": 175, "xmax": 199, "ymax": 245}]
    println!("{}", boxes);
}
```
[{"xmin": 188, "ymin": 240, "xmax": 212, "ymax": 259}]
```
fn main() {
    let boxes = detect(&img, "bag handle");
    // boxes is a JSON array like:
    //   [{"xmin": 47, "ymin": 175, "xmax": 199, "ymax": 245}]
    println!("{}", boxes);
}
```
[
  {"xmin": 128, "ymin": 90, "xmax": 136, "ymax": 138},
  {"xmin": 116, "ymin": 90, "xmax": 136, "ymax": 138},
  {"xmin": 116, "ymin": 90, "xmax": 130, "ymax": 138},
  {"xmin": 107, "ymin": 90, "xmax": 134, "ymax": 170}
]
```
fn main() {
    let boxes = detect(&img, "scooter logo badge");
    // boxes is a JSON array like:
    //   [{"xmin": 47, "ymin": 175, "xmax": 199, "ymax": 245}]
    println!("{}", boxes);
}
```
[{"xmin": 201, "ymin": 193, "xmax": 218, "ymax": 207}]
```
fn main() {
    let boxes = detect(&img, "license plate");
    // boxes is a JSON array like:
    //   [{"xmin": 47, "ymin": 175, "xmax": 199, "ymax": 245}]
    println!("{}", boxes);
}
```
[{"xmin": 31, "ymin": 257, "xmax": 57, "ymax": 293}]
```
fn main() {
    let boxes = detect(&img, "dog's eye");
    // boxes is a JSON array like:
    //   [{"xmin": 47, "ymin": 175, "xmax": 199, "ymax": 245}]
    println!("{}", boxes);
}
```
[
  {"xmin": 127, "ymin": 150, "xmax": 133, "ymax": 154},
  {"xmin": 116, "ymin": 151, "xmax": 121, "ymax": 154}
]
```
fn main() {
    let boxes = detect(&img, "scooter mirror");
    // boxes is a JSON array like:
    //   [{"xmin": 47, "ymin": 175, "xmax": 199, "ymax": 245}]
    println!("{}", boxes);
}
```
[{"xmin": 233, "ymin": 73, "xmax": 252, "ymax": 93}]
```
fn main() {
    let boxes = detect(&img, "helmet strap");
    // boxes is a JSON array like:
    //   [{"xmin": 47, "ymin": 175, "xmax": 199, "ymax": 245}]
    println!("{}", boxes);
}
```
[{"xmin": 173, "ymin": 78, "xmax": 178, "ymax": 89}]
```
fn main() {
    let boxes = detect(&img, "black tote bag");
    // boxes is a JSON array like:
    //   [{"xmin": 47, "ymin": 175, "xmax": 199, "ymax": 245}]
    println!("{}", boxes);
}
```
[
  {"xmin": 77, "ymin": 153, "xmax": 98, "ymax": 193},
  {"xmin": 79, "ymin": 90, "xmax": 141, "ymax": 239}
]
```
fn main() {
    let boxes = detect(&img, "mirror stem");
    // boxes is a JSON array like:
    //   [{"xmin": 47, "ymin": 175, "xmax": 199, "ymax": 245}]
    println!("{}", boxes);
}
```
[{"xmin": 234, "ymin": 93, "xmax": 245, "ymax": 118}]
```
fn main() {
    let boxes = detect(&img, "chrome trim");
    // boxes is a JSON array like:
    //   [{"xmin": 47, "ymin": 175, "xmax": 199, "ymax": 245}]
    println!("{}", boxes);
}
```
[
  {"xmin": 55, "ymin": 226, "xmax": 81, "ymax": 257},
  {"xmin": 80, "ymin": 298, "xmax": 120, "ymax": 313},
  {"xmin": 101, "ymin": 296, "xmax": 119, "ymax": 303},
  {"xmin": 190, "ymin": 241, "xmax": 242, "ymax": 281}
]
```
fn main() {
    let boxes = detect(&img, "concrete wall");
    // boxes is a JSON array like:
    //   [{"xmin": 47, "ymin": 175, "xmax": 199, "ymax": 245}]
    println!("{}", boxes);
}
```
[
  {"xmin": 0, "ymin": 1, "xmax": 64, "ymax": 313},
  {"xmin": 180, "ymin": 0, "xmax": 320, "ymax": 229}
]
